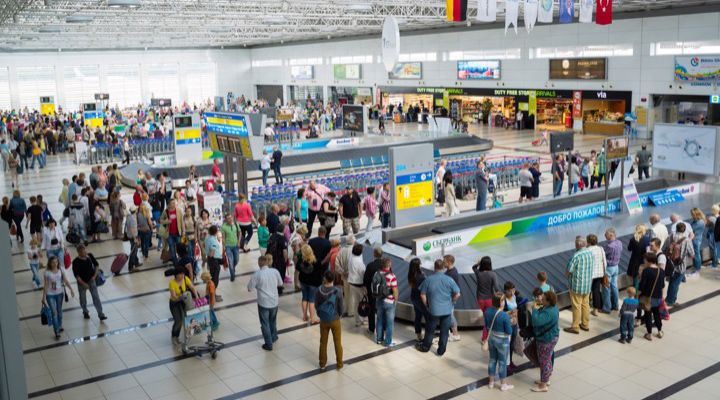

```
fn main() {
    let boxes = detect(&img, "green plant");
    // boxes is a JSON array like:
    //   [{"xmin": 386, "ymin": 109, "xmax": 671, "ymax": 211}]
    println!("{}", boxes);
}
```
[{"xmin": 481, "ymin": 98, "xmax": 493, "ymax": 119}]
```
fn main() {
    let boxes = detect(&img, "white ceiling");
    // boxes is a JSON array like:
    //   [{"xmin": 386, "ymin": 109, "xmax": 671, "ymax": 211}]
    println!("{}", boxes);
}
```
[{"xmin": 1, "ymin": 0, "xmax": 719, "ymax": 51}]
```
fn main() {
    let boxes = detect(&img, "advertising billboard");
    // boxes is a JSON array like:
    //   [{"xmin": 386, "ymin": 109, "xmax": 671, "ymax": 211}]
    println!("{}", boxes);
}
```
[
  {"xmin": 652, "ymin": 124, "xmax": 718, "ymax": 176},
  {"xmin": 549, "ymin": 58, "xmax": 607, "ymax": 80},
  {"xmin": 290, "ymin": 65, "xmax": 314, "ymax": 80},
  {"xmin": 388, "ymin": 62, "xmax": 422, "ymax": 80},
  {"xmin": 342, "ymin": 104, "xmax": 367, "ymax": 134},
  {"xmin": 333, "ymin": 64, "xmax": 361, "ymax": 80},
  {"xmin": 675, "ymin": 56, "xmax": 720, "ymax": 82},
  {"xmin": 457, "ymin": 60, "xmax": 501, "ymax": 80},
  {"xmin": 605, "ymin": 136, "xmax": 629, "ymax": 160}
]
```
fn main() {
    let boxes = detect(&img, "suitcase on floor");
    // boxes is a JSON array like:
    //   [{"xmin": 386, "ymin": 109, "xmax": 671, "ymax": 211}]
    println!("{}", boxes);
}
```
[{"xmin": 111, "ymin": 253, "xmax": 129, "ymax": 275}]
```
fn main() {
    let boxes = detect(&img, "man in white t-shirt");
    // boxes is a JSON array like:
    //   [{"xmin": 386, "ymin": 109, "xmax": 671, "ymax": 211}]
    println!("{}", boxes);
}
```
[
  {"xmin": 518, "ymin": 163, "xmax": 534, "ymax": 204},
  {"xmin": 670, "ymin": 213, "xmax": 694, "ymax": 239},
  {"xmin": 649, "ymin": 213, "xmax": 669, "ymax": 248}
]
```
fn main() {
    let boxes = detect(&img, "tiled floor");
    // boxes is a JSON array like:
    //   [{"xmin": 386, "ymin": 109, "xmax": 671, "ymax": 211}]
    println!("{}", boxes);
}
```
[{"xmin": 5, "ymin": 124, "xmax": 716, "ymax": 400}]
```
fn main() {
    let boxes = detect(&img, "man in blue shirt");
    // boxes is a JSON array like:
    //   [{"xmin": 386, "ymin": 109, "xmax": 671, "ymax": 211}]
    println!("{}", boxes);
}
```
[{"xmin": 416, "ymin": 260, "xmax": 461, "ymax": 356}]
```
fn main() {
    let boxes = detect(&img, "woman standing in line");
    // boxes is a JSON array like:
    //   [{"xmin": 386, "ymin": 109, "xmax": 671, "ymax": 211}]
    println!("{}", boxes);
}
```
[
  {"xmin": 530, "ymin": 291, "xmax": 560, "ymax": 393},
  {"xmin": 407, "ymin": 258, "xmax": 428, "ymax": 342},
  {"xmin": 296, "ymin": 244, "xmax": 321, "ymax": 324},
  {"xmin": 234, "ymin": 194, "xmax": 257, "ymax": 253},
  {"xmin": 627, "ymin": 224, "xmax": 650, "ymax": 288},
  {"xmin": 183, "ymin": 206, "xmax": 198, "ymax": 277},
  {"xmin": 444, "ymin": 173, "xmax": 459, "ymax": 217},
  {"xmin": 689, "ymin": 208, "xmax": 706, "ymax": 272},
  {"xmin": 473, "ymin": 256, "xmax": 499, "ymax": 345},
  {"xmin": 485, "ymin": 293, "xmax": 514, "ymax": 391},
  {"xmin": 295, "ymin": 188, "xmax": 309, "ymax": 226},
  {"xmin": 639, "ymin": 253, "xmax": 665, "ymax": 341},
  {"xmin": 108, "ymin": 190, "xmax": 125, "ymax": 240},
  {"xmin": 196, "ymin": 209, "xmax": 213, "ymax": 268},
  {"xmin": 42, "ymin": 256, "xmax": 75, "ymax": 339}
]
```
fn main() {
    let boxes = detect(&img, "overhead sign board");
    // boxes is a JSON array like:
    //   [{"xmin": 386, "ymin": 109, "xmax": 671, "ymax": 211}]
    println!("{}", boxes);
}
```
[
  {"xmin": 549, "ymin": 58, "xmax": 607, "ymax": 80},
  {"xmin": 151, "ymin": 98, "xmax": 172, "ymax": 107},
  {"xmin": 389, "ymin": 144, "xmax": 435, "ymax": 228},
  {"xmin": 457, "ymin": 60, "xmax": 501, "ymax": 80},
  {"xmin": 605, "ymin": 136, "xmax": 629, "ymax": 160},
  {"xmin": 395, "ymin": 171, "xmax": 434, "ymax": 210},
  {"xmin": 389, "ymin": 62, "xmax": 422, "ymax": 80},
  {"xmin": 204, "ymin": 112, "xmax": 263, "ymax": 159},
  {"xmin": 333, "ymin": 64, "xmax": 361, "ymax": 80},
  {"xmin": 174, "ymin": 112, "xmax": 202, "ymax": 164},
  {"xmin": 675, "ymin": 56, "xmax": 720, "ymax": 82}
]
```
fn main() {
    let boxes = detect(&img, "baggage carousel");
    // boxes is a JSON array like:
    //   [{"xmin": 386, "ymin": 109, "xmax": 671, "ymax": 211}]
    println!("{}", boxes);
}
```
[{"xmin": 373, "ymin": 179, "xmax": 720, "ymax": 327}]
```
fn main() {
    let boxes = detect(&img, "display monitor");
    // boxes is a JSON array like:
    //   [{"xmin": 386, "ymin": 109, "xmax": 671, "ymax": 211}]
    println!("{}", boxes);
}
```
[
  {"xmin": 605, "ymin": 136, "xmax": 629, "ymax": 160},
  {"xmin": 457, "ymin": 60, "xmax": 501, "ymax": 80},
  {"xmin": 342, "ymin": 105, "xmax": 366, "ymax": 133},
  {"xmin": 290, "ymin": 65, "xmax": 314, "ymax": 80},
  {"xmin": 174, "ymin": 115, "xmax": 193, "ymax": 129},
  {"xmin": 549, "ymin": 131, "xmax": 574, "ymax": 153},
  {"xmin": 40, "ymin": 96, "xmax": 53, "ymax": 104},
  {"xmin": 94, "ymin": 93, "xmax": 109, "ymax": 100},
  {"xmin": 389, "ymin": 62, "xmax": 422, "ymax": 80},
  {"xmin": 82, "ymin": 103, "xmax": 97, "ymax": 112},
  {"xmin": 652, "ymin": 124, "xmax": 718, "ymax": 176},
  {"xmin": 151, "ymin": 98, "xmax": 172, "ymax": 107},
  {"xmin": 549, "ymin": 58, "xmax": 607, "ymax": 80},
  {"xmin": 333, "ymin": 64, "xmax": 361, "ymax": 80}
]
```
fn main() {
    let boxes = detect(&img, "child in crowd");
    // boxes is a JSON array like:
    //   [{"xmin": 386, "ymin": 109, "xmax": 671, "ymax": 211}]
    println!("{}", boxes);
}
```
[
  {"xmin": 201, "ymin": 271, "xmax": 220, "ymax": 331},
  {"xmin": 619, "ymin": 287, "xmax": 639, "ymax": 344},
  {"xmin": 537, "ymin": 271, "xmax": 553, "ymax": 293},
  {"xmin": 27, "ymin": 238, "xmax": 42, "ymax": 288},
  {"xmin": 444, "ymin": 255, "xmax": 461, "ymax": 342},
  {"xmin": 257, "ymin": 214, "xmax": 269, "ymax": 255}
]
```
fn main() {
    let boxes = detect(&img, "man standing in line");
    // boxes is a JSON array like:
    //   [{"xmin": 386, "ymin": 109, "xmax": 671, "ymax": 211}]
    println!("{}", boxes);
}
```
[
  {"xmin": 564, "ymin": 236, "xmax": 594, "ymax": 334},
  {"xmin": 334, "ymin": 235, "xmax": 356, "ymax": 316},
  {"xmin": 373, "ymin": 258, "xmax": 399, "ymax": 347},
  {"xmin": 247, "ymin": 255, "xmax": 284, "ymax": 351},
  {"xmin": 597, "ymin": 148, "xmax": 607, "ymax": 187},
  {"xmin": 271, "ymin": 146, "xmax": 283, "ymax": 184},
  {"xmin": 635, "ymin": 145, "xmax": 652, "ymax": 181},
  {"xmin": 416, "ymin": 259, "xmax": 461, "ymax": 356},
  {"xmin": 601, "ymin": 228, "xmax": 622, "ymax": 313},
  {"xmin": 475, "ymin": 159, "xmax": 488, "ymax": 211},
  {"xmin": 649, "ymin": 213, "xmax": 669, "ymax": 248},
  {"xmin": 362, "ymin": 246, "xmax": 384, "ymax": 336},
  {"xmin": 586, "ymin": 234, "xmax": 607, "ymax": 316},
  {"xmin": 551, "ymin": 155, "xmax": 564, "ymax": 198},
  {"xmin": 518, "ymin": 163, "xmax": 534, "ymax": 204},
  {"xmin": 338, "ymin": 187, "xmax": 361, "ymax": 236},
  {"xmin": 72, "ymin": 244, "xmax": 107, "ymax": 321},
  {"xmin": 260, "ymin": 150, "xmax": 271, "ymax": 186}
]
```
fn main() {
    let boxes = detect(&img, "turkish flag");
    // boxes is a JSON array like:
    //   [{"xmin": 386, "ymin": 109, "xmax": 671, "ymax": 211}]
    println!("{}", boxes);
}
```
[{"xmin": 596, "ymin": 0, "xmax": 612, "ymax": 25}]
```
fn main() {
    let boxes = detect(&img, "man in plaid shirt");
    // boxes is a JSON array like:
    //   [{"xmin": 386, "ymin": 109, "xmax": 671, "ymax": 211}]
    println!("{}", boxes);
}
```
[{"xmin": 564, "ymin": 236, "xmax": 594, "ymax": 334}]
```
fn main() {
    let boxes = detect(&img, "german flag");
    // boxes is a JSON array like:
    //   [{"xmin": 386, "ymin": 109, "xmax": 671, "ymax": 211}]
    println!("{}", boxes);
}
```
[{"xmin": 446, "ymin": 0, "xmax": 468, "ymax": 22}]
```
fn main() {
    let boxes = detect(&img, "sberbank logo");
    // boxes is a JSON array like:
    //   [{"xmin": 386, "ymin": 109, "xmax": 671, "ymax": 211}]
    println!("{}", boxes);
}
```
[
  {"xmin": 422, "ymin": 235, "xmax": 463, "ymax": 253},
  {"xmin": 423, "ymin": 242, "xmax": 431, "ymax": 252}
]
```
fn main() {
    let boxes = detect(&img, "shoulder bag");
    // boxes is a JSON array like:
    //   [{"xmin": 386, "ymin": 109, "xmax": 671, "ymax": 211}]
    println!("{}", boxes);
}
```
[
  {"xmin": 639, "ymin": 268, "xmax": 660, "ymax": 312},
  {"xmin": 482, "ymin": 310, "xmax": 500, "ymax": 351}
]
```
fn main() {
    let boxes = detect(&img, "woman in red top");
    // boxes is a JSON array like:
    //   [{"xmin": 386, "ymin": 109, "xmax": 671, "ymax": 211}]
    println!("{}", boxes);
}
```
[{"xmin": 234, "ymin": 194, "xmax": 257, "ymax": 253}]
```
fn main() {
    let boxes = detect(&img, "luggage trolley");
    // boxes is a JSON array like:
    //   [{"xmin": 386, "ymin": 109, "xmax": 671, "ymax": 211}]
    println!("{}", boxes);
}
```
[{"xmin": 181, "ymin": 305, "xmax": 224, "ymax": 358}]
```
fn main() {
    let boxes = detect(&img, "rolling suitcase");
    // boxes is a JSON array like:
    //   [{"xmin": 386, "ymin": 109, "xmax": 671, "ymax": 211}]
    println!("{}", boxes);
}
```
[{"xmin": 111, "ymin": 253, "xmax": 129, "ymax": 275}]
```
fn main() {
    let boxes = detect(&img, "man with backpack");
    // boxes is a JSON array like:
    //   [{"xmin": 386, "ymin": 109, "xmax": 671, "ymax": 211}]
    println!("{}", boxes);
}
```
[
  {"xmin": 664, "ymin": 222, "xmax": 694, "ymax": 307},
  {"xmin": 266, "ymin": 223, "xmax": 289, "ymax": 292},
  {"xmin": 416, "ymin": 259, "xmax": 461, "ymax": 356},
  {"xmin": 315, "ymin": 271, "xmax": 344, "ymax": 370},
  {"xmin": 362, "ymin": 246, "xmax": 384, "ymax": 335},
  {"xmin": 372, "ymin": 258, "xmax": 399, "ymax": 347}
]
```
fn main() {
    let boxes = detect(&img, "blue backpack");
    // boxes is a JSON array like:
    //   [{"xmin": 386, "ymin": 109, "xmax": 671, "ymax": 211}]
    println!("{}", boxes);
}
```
[{"xmin": 317, "ymin": 288, "xmax": 338, "ymax": 322}]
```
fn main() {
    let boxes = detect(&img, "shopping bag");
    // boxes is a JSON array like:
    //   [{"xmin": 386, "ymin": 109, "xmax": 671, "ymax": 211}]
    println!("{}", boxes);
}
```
[
  {"xmin": 161, "ymin": 247, "xmax": 172, "ymax": 264},
  {"xmin": 9, "ymin": 223, "xmax": 16, "ymax": 236},
  {"xmin": 523, "ymin": 339, "xmax": 540, "ymax": 366},
  {"xmin": 95, "ymin": 269, "xmax": 107, "ymax": 286},
  {"xmin": 357, "ymin": 296, "xmax": 370, "ymax": 318},
  {"xmin": 659, "ymin": 299, "xmax": 670, "ymax": 321},
  {"xmin": 40, "ymin": 305, "xmax": 52, "ymax": 326},
  {"xmin": 64, "ymin": 250, "xmax": 72, "ymax": 270}
]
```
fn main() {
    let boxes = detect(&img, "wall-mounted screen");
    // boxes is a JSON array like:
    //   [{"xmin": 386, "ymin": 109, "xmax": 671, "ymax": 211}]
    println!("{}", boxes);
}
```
[
  {"xmin": 333, "ymin": 64, "xmax": 361, "ymax": 80},
  {"xmin": 389, "ymin": 62, "xmax": 422, "ymax": 80},
  {"xmin": 290, "ymin": 65, "xmax": 314, "ymax": 80},
  {"xmin": 549, "ymin": 58, "xmax": 607, "ymax": 80},
  {"xmin": 653, "ymin": 124, "xmax": 718, "ymax": 176},
  {"xmin": 82, "ymin": 103, "xmax": 97, "ymax": 112},
  {"xmin": 457, "ymin": 60, "xmax": 501, "ymax": 80},
  {"xmin": 605, "ymin": 136, "xmax": 629, "ymax": 160}
]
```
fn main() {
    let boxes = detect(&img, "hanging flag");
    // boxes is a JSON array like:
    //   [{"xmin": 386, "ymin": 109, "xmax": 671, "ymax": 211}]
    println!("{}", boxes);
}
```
[
  {"xmin": 524, "ymin": 0, "xmax": 538, "ymax": 33},
  {"xmin": 476, "ymin": 0, "xmax": 497, "ymax": 22},
  {"xmin": 537, "ymin": 0, "xmax": 553, "ymax": 23},
  {"xmin": 446, "ymin": 0, "xmax": 468, "ymax": 22},
  {"xmin": 596, "ymin": 0, "xmax": 612, "ymax": 25},
  {"xmin": 381, "ymin": 16, "xmax": 400, "ymax": 73},
  {"xmin": 559, "ymin": 0, "xmax": 574, "ymax": 24},
  {"xmin": 505, "ymin": 0, "xmax": 519, "ymax": 35},
  {"xmin": 579, "ymin": 0, "xmax": 593, "ymax": 23}
]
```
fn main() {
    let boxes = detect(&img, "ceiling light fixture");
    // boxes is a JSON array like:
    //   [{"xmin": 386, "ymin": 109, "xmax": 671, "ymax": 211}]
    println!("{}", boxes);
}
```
[
  {"xmin": 65, "ymin": 14, "xmax": 94, "ymax": 23},
  {"xmin": 108, "ymin": 0, "xmax": 141, "ymax": 9},
  {"xmin": 347, "ymin": 4, "xmax": 372, "ymax": 13},
  {"xmin": 38, "ymin": 26, "xmax": 63, "ymax": 33}
]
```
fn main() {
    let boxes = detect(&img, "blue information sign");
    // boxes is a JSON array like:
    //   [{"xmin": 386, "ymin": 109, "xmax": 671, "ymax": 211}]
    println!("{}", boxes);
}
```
[
  {"xmin": 648, "ymin": 190, "xmax": 685, "ymax": 207},
  {"xmin": 395, "ymin": 171, "xmax": 433, "ymax": 185},
  {"xmin": 204, "ymin": 112, "xmax": 250, "ymax": 137}
]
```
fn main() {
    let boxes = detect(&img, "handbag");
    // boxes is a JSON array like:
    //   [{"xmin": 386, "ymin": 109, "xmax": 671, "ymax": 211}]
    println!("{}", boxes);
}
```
[
  {"xmin": 9, "ymin": 223, "xmax": 16, "ymax": 236},
  {"xmin": 639, "ymin": 268, "xmax": 661, "ymax": 312},
  {"xmin": 95, "ymin": 269, "xmax": 106, "ymax": 286},
  {"xmin": 602, "ymin": 274, "xmax": 610, "ymax": 288},
  {"xmin": 161, "ymin": 247, "xmax": 172, "ymax": 263},
  {"xmin": 512, "ymin": 330, "xmax": 525, "ymax": 356},
  {"xmin": 181, "ymin": 291, "xmax": 194, "ymax": 310},
  {"xmin": 64, "ymin": 250, "xmax": 72, "ymax": 269},
  {"xmin": 482, "ymin": 310, "xmax": 500, "ymax": 351},
  {"xmin": 41, "ymin": 304, "xmax": 51, "ymax": 326},
  {"xmin": 357, "ymin": 295, "xmax": 370, "ymax": 318},
  {"xmin": 158, "ymin": 224, "xmax": 169, "ymax": 239},
  {"xmin": 524, "ymin": 339, "xmax": 540, "ymax": 366}
]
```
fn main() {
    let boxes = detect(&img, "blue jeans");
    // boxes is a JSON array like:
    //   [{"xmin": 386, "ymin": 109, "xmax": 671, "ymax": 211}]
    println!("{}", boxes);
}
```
[
  {"xmin": 420, "ymin": 314, "xmax": 452, "ymax": 355},
  {"xmin": 30, "ymin": 263, "xmax": 41, "ymax": 287},
  {"xmin": 665, "ymin": 271, "xmax": 684, "ymax": 305},
  {"xmin": 225, "ymin": 245, "xmax": 239, "ymax": 281},
  {"xmin": 189, "ymin": 239, "xmax": 199, "ymax": 276},
  {"xmin": 476, "ymin": 190, "xmax": 487, "ymax": 211},
  {"xmin": 488, "ymin": 333, "xmax": 510, "ymax": 380},
  {"xmin": 73, "ymin": 223, "xmax": 87, "ymax": 242},
  {"xmin": 375, "ymin": 300, "xmax": 396, "ymax": 346},
  {"xmin": 692, "ymin": 239, "xmax": 702, "ymax": 270},
  {"xmin": 553, "ymin": 180, "xmax": 563, "ymax": 197},
  {"xmin": 167, "ymin": 234, "xmax": 179, "ymax": 265},
  {"xmin": 258, "ymin": 305, "xmax": 278, "ymax": 348},
  {"xmin": 620, "ymin": 313, "xmax": 635, "ymax": 340},
  {"xmin": 46, "ymin": 293, "xmax": 64, "ymax": 334},
  {"xmin": 46, "ymin": 248, "xmax": 64, "ymax": 270},
  {"xmin": 262, "ymin": 169, "xmax": 269, "ymax": 186},
  {"xmin": 569, "ymin": 182, "xmax": 578, "ymax": 194},
  {"xmin": 301, "ymin": 284, "xmax": 318, "ymax": 302},
  {"xmin": 273, "ymin": 166, "xmax": 283, "ymax": 184},
  {"xmin": 602, "ymin": 265, "xmax": 620, "ymax": 312},
  {"xmin": 139, "ymin": 231, "xmax": 152, "ymax": 257},
  {"xmin": 209, "ymin": 308, "xmax": 218, "ymax": 327},
  {"xmin": 30, "ymin": 155, "xmax": 43, "ymax": 169},
  {"xmin": 714, "ymin": 240, "xmax": 720, "ymax": 269}
]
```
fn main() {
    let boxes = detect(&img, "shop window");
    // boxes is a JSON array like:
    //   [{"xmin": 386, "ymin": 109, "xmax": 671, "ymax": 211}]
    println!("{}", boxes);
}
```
[{"xmin": 651, "ymin": 40, "xmax": 720, "ymax": 56}]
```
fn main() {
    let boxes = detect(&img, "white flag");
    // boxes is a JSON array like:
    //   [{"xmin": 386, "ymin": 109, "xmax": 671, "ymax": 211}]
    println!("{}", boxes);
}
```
[
  {"xmin": 476, "ymin": 0, "xmax": 497, "ymax": 22},
  {"xmin": 524, "ymin": 0, "xmax": 538, "ymax": 32},
  {"xmin": 505, "ymin": 0, "xmax": 519, "ymax": 35},
  {"xmin": 579, "ymin": 0, "xmax": 594, "ymax": 23},
  {"xmin": 537, "ymin": 0, "xmax": 553, "ymax": 23}
]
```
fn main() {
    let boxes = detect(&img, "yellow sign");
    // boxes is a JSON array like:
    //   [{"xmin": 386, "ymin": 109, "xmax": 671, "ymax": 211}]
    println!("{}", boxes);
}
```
[
  {"xmin": 395, "ymin": 171, "xmax": 434, "ymax": 210},
  {"xmin": 239, "ymin": 138, "xmax": 252, "ymax": 158},
  {"xmin": 175, "ymin": 128, "xmax": 201, "ymax": 141},
  {"xmin": 208, "ymin": 132, "xmax": 219, "ymax": 151},
  {"xmin": 206, "ymin": 117, "xmax": 245, "ymax": 128},
  {"xmin": 40, "ymin": 103, "xmax": 55, "ymax": 116},
  {"xmin": 85, "ymin": 118, "xmax": 103, "ymax": 128}
]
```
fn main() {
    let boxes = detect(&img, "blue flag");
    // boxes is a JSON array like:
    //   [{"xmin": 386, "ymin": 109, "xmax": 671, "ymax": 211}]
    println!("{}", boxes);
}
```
[{"xmin": 559, "ymin": 0, "xmax": 574, "ymax": 23}]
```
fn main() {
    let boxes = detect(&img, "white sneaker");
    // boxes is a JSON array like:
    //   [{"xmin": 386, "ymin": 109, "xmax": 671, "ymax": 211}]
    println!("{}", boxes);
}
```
[
  {"xmin": 449, "ymin": 335, "xmax": 461, "ymax": 342},
  {"xmin": 500, "ymin": 384, "xmax": 514, "ymax": 391}
]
